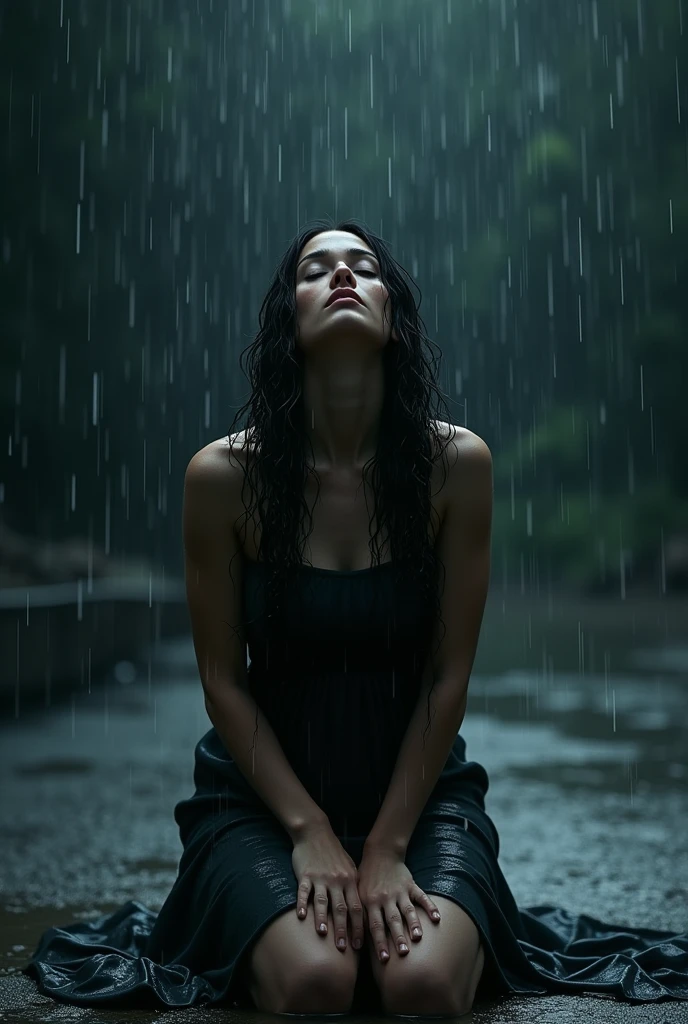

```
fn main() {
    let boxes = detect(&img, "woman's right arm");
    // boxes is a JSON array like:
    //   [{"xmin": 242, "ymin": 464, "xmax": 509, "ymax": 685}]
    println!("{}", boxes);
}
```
[{"xmin": 183, "ymin": 441, "xmax": 329, "ymax": 842}]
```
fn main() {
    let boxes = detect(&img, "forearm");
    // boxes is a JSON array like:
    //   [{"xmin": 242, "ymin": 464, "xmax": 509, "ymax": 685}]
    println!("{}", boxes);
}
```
[
  {"xmin": 364, "ymin": 678, "xmax": 469, "ymax": 858},
  {"xmin": 204, "ymin": 685, "xmax": 329, "ymax": 842}
]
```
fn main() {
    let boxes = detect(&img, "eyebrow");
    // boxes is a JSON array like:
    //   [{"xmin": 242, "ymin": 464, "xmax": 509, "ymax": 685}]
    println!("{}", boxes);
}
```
[{"xmin": 296, "ymin": 246, "xmax": 378, "ymax": 268}]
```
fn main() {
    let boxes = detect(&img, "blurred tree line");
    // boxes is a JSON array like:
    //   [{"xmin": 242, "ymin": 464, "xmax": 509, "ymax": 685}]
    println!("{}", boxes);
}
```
[{"xmin": 1, "ymin": 0, "xmax": 686, "ymax": 591}]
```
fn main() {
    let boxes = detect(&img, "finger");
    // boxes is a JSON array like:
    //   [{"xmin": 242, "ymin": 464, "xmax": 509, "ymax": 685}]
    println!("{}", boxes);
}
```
[
  {"xmin": 412, "ymin": 885, "xmax": 441, "ymax": 923},
  {"xmin": 329, "ymin": 887, "xmax": 348, "ymax": 952},
  {"xmin": 400, "ymin": 897, "xmax": 424, "ymax": 942},
  {"xmin": 346, "ymin": 883, "xmax": 365, "ymax": 951},
  {"xmin": 367, "ymin": 906, "xmax": 389, "ymax": 962},
  {"xmin": 313, "ymin": 885, "xmax": 329, "ymax": 936},
  {"xmin": 296, "ymin": 879, "xmax": 312, "ymax": 920},
  {"xmin": 384, "ymin": 902, "xmax": 409, "ymax": 957}
]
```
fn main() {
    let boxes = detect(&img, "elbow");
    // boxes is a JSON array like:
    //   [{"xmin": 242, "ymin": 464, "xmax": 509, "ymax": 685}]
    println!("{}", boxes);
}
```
[
  {"xmin": 202, "ymin": 677, "xmax": 246, "ymax": 713},
  {"xmin": 433, "ymin": 675, "xmax": 470, "ymax": 708},
  {"xmin": 203, "ymin": 692, "xmax": 218, "ymax": 726}
]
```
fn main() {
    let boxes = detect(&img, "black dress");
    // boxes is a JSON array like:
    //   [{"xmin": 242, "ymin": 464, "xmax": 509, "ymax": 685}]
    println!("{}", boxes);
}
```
[{"xmin": 22, "ymin": 561, "xmax": 688, "ymax": 1009}]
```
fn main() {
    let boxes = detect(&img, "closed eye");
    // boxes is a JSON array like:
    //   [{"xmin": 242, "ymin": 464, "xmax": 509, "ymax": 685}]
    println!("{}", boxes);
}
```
[{"xmin": 304, "ymin": 269, "xmax": 377, "ymax": 281}]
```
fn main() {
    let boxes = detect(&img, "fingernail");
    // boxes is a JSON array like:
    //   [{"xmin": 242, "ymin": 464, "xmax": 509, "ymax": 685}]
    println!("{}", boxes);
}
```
[
  {"xmin": 353, "ymin": 938, "xmax": 362, "ymax": 949},
  {"xmin": 337, "ymin": 938, "xmax": 346, "ymax": 949},
  {"xmin": 412, "ymin": 927, "xmax": 422, "ymax": 938},
  {"xmin": 380, "ymin": 950, "xmax": 389, "ymax": 962},
  {"xmin": 432, "ymin": 911, "xmax": 440, "ymax": 920},
  {"xmin": 399, "ymin": 943, "xmax": 408, "ymax": 953},
  {"xmin": 319, "ymin": 923, "xmax": 327, "ymax": 934}
]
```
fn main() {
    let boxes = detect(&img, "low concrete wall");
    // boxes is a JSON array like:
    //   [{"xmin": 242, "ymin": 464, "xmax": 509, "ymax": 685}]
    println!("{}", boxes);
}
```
[{"xmin": 0, "ymin": 575, "xmax": 188, "ymax": 718}]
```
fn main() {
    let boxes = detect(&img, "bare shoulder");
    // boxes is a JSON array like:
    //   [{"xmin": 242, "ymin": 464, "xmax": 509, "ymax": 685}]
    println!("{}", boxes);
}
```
[
  {"xmin": 432, "ymin": 420, "xmax": 492, "ymax": 471},
  {"xmin": 186, "ymin": 431, "xmax": 254, "ymax": 479},
  {"xmin": 184, "ymin": 433, "xmax": 255, "ymax": 527}
]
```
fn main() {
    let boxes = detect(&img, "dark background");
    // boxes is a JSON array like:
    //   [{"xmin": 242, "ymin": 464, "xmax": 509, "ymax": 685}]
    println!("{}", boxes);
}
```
[
  {"xmin": 1, "ymin": 5, "xmax": 687, "ymax": 1018},
  {"xmin": 2, "ymin": 0, "xmax": 686, "ymax": 593}
]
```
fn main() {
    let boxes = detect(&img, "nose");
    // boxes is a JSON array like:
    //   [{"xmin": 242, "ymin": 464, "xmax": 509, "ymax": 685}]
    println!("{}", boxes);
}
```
[{"xmin": 331, "ymin": 263, "xmax": 356, "ymax": 285}]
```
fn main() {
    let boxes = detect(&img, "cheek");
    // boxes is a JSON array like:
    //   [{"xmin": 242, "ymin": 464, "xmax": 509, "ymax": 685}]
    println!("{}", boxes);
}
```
[
  {"xmin": 295, "ymin": 288, "xmax": 315, "ymax": 320},
  {"xmin": 377, "ymin": 285, "xmax": 392, "ymax": 317}
]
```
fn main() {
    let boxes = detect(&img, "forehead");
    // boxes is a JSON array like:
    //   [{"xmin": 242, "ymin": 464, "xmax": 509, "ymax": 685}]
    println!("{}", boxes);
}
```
[{"xmin": 298, "ymin": 230, "xmax": 373, "ymax": 262}]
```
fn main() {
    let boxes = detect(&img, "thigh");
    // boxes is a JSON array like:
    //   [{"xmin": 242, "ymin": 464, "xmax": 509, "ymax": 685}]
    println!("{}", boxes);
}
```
[{"xmin": 246, "ymin": 899, "xmax": 361, "ymax": 1011}]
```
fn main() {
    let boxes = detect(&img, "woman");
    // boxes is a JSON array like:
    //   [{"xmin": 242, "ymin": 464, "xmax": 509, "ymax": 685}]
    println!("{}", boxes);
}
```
[{"xmin": 23, "ymin": 219, "xmax": 688, "ymax": 1013}]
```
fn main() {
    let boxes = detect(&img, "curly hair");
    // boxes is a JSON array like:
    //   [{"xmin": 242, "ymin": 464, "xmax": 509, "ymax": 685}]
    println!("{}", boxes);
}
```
[{"xmin": 225, "ymin": 217, "xmax": 455, "ymax": 754}]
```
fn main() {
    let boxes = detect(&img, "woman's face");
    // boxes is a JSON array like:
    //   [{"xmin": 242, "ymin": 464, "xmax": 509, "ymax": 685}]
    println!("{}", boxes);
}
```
[{"xmin": 294, "ymin": 229, "xmax": 398, "ymax": 352}]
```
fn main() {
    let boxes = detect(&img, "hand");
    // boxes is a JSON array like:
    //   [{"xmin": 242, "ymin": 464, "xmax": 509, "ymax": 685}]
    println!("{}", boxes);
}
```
[
  {"xmin": 291, "ymin": 822, "xmax": 365, "ymax": 953},
  {"xmin": 357, "ymin": 846, "xmax": 441, "ymax": 962}
]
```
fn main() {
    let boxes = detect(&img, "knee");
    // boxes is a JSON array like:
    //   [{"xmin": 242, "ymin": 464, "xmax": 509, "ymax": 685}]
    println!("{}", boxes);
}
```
[
  {"xmin": 380, "ymin": 966, "xmax": 475, "ymax": 1018},
  {"xmin": 276, "ymin": 960, "xmax": 357, "ymax": 1015}
]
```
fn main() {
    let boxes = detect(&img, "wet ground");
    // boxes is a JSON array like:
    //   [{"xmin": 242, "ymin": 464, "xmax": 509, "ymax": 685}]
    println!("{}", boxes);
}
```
[{"xmin": 1, "ymin": 589, "xmax": 687, "ymax": 1023}]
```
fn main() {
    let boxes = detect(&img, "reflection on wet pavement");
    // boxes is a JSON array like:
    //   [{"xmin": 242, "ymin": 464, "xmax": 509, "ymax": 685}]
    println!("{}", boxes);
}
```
[{"xmin": 469, "ymin": 668, "xmax": 687, "ymax": 793}]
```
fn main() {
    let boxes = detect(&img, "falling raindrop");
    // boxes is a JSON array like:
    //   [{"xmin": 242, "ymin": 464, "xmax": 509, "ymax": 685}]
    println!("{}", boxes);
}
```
[{"xmin": 0, "ymin": 3, "xmax": 685, "ymax": 1003}]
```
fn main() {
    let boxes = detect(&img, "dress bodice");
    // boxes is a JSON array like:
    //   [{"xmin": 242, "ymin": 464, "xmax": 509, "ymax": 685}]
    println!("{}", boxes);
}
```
[
  {"xmin": 242, "ymin": 560, "xmax": 434, "ymax": 677},
  {"xmin": 240, "ymin": 560, "xmax": 435, "ymax": 835}
]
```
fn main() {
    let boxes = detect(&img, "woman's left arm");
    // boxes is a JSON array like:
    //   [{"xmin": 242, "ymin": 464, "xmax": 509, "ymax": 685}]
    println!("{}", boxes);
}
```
[{"xmin": 363, "ymin": 430, "xmax": 493, "ymax": 859}]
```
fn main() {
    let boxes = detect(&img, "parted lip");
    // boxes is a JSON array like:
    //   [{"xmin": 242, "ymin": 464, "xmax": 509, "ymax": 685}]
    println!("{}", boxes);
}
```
[{"xmin": 324, "ymin": 288, "xmax": 365, "ymax": 308}]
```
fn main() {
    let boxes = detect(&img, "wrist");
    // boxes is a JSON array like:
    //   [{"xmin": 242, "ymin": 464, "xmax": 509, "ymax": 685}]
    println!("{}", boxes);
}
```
[
  {"xmin": 287, "ymin": 811, "xmax": 331, "ymax": 843},
  {"xmin": 363, "ymin": 833, "xmax": 407, "ymax": 859}
]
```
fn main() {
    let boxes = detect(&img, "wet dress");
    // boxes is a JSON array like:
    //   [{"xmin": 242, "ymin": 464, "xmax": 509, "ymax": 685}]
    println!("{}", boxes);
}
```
[{"xmin": 22, "ymin": 561, "xmax": 688, "ymax": 1009}]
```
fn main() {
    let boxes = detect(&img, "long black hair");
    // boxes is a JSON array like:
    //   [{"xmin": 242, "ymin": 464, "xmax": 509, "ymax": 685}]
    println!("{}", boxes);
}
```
[{"xmin": 226, "ymin": 217, "xmax": 454, "ymax": 750}]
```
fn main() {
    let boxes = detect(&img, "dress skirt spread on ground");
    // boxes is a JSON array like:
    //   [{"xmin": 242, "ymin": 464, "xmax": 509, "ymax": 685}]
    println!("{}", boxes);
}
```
[{"xmin": 23, "ymin": 562, "xmax": 688, "ymax": 1009}]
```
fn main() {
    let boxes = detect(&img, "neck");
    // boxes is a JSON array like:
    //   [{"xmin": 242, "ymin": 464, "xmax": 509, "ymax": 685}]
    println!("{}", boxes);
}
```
[{"xmin": 302, "ymin": 354, "xmax": 384, "ymax": 471}]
